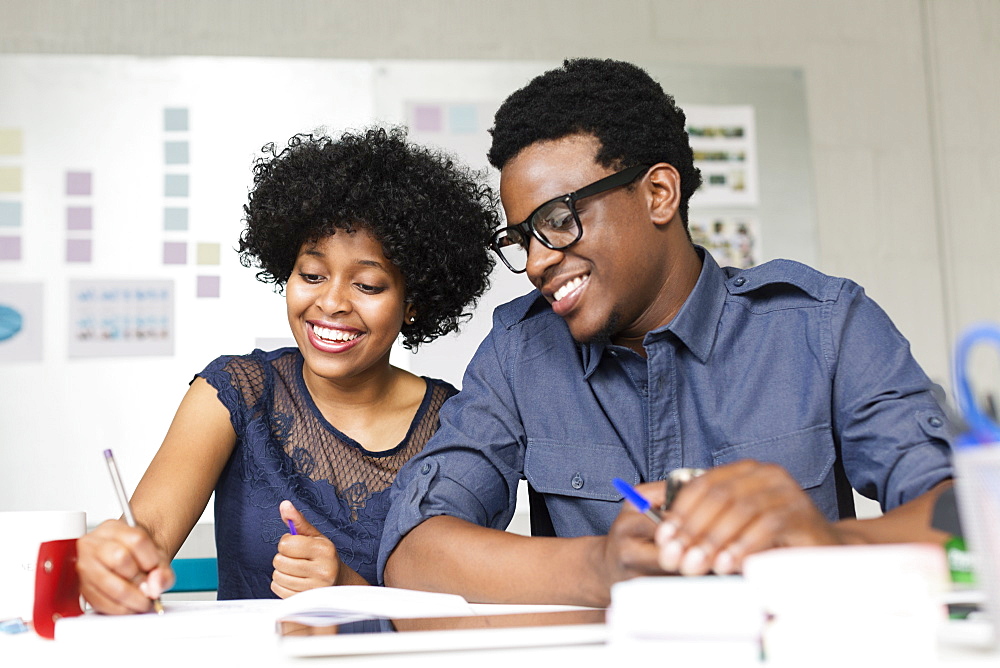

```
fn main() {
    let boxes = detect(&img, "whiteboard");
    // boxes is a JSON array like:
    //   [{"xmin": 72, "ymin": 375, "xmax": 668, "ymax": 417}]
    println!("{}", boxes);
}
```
[{"xmin": 0, "ymin": 56, "xmax": 815, "ymax": 525}]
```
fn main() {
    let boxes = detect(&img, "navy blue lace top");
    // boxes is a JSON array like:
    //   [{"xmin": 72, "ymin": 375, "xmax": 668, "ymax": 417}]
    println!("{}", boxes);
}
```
[{"xmin": 196, "ymin": 347, "xmax": 456, "ymax": 599}]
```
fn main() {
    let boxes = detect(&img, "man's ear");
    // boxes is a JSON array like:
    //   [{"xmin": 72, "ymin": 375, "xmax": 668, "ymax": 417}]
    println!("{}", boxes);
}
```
[{"xmin": 645, "ymin": 163, "xmax": 682, "ymax": 227}]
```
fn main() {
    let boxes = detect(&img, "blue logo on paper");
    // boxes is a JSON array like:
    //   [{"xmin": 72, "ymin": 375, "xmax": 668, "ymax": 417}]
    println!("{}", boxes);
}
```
[{"xmin": 0, "ymin": 304, "xmax": 23, "ymax": 342}]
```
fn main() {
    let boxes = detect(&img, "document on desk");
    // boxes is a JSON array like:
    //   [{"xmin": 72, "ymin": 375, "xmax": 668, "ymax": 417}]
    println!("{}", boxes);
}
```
[
  {"xmin": 53, "ymin": 586, "xmax": 473, "ymax": 642},
  {"xmin": 277, "ymin": 607, "xmax": 608, "ymax": 657}
]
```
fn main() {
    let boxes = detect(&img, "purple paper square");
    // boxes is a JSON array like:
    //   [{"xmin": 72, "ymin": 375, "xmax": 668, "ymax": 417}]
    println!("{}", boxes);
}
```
[
  {"xmin": 66, "ymin": 171, "xmax": 92, "ymax": 196},
  {"xmin": 66, "ymin": 238, "xmax": 92, "ymax": 263},
  {"xmin": 197, "ymin": 275, "xmax": 220, "ymax": 298},
  {"xmin": 413, "ymin": 105, "xmax": 443, "ymax": 132},
  {"xmin": 163, "ymin": 241, "xmax": 187, "ymax": 265},
  {"xmin": 67, "ymin": 206, "xmax": 93, "ymax": 230},
  {"xmin": 0, "ymin": 235, "xmax": 21, "ymax": 260}
]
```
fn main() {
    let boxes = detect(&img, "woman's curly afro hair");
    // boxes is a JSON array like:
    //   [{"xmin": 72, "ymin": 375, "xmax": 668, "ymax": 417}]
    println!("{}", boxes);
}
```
[
  {"xmin": 488, "ymin": 58, "xmax": 702, "ymax": 226},
  {"xmin": 239, "ymin": 126, "xmax": 498, "ymax": 350}
]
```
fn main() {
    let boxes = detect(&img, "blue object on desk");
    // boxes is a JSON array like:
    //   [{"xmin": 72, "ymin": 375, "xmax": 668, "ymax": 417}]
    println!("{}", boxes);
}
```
[
  {"xmin": 170, "ymin": 557, "xmax": 219, "ymax": 593},
  {"xmin": 0, "ymin": 617, "xmax": 29, "ymax": 634},
  {"xmin": 953, "ymin": 323, "xmax": 1000, "ymax": 446}
]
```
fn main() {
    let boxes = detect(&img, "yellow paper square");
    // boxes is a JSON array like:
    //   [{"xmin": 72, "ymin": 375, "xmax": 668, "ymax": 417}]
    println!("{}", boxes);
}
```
[
  {"xmin": 196, "ymin": 242, "xmax": 221, "ymax": 265},
  {"xmin": 0, "ymin": 129, "xmax": 22, "ymax": 156},
  {"xmin": 0, "ymin": 167, "xmax": 22, "ymax": 192}
]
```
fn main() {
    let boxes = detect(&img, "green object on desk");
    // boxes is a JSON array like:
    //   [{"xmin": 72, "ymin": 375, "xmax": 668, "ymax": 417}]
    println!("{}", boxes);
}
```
[
  {"xmin": 170, "ymin": 557, "xmax": 219, "ymax": 593},
  {"xmin": 946, "ymin": 536, "xmax": 976, "ymax": 585}
]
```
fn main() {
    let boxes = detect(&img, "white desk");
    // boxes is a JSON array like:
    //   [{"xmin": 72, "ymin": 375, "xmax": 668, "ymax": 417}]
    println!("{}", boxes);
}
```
[{"xmin": 4, "ymin": 602, "xmax": 997, "ymax": 668}]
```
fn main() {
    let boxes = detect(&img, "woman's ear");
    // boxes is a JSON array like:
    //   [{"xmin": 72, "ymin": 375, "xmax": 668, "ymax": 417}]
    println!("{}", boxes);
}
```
[
  {"xmin": 403, "ymin": 302, "xmax": 417, "ymax": 326},
  {"xmin": 646, "ymin": 163, "xmax": 682, "ymax": 227}
]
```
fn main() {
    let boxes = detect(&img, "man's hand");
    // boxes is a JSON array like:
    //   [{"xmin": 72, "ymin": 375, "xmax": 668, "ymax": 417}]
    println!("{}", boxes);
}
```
[
  {"xmin": 76, "ymin": 519, "xmax": 175, "ymax": 615},
  {"xmin": 591, "ymin": 481, "xmax": 672, "ymax": 602},
  {"xmin": 272, "ymin": 500, "xmax": 368, "ymax": 596},
  {"xmin": 653, "ymin": 460, "xmax": 843, "ymax": 576}
]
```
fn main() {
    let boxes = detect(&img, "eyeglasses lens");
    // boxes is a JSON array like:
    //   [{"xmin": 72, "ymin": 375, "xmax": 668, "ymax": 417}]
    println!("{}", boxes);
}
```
[
  {"xmin": 494, "ymin": 228, "xmax": 528, "ymax": 273},
  {"xmin": 533, "ymin": 200, "xmax": 579, "ymax": 248}
]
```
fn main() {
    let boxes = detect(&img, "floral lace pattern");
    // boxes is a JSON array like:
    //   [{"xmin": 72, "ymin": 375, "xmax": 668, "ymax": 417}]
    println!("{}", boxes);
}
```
[{"xmin": 199, "ymin": 348, "xmax": 455, "ymax": 597}]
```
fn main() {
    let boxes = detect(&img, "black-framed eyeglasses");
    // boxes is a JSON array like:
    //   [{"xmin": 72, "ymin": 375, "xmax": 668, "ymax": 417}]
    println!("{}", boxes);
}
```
[{"xmin": 491, "ymin": 164, "xmax": 652, "ymax": 273}]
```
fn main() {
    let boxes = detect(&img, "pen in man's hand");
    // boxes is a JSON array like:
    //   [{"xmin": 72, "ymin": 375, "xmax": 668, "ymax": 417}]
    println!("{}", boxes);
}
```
[
  {"xmin": 612, "ymin": 477, "xmax": 663, "ymax": 524},
  {"xmin": 103, "ymin": 449, "xmax": 165, "ymax": 615}
]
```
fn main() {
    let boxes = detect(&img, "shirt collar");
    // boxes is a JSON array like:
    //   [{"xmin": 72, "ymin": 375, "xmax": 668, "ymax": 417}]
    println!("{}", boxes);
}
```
[{"xmin": 581, "ymin": 246, "xmax": 726, "ymax": 377}]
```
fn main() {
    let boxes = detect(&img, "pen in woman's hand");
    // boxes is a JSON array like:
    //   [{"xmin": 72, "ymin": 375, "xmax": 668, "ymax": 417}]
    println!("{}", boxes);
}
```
[{"xmin": 103, "ymin": 449, "xmax": 165, "ymax": 614}]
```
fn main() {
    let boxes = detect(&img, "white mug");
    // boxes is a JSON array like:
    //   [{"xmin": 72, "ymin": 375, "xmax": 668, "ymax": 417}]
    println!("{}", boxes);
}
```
[{"xmin": 0, "ymin": 510, "xmax": 87, "ymax": 621}]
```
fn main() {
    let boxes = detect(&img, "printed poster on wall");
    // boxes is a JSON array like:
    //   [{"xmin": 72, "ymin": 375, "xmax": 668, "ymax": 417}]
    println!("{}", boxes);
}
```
[
  {"xmin": 685, "ymin": 105, "xmax": 759, "ymax": 208},
  {"xmin": 68, "ymin": 279, "xmax": 174, "ymax": 358}
]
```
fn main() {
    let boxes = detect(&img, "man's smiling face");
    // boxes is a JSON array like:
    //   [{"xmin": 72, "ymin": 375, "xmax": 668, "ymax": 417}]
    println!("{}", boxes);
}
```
[{"xmin": 499, "ymin": 134, "xmax": 669, "ymax": 345}]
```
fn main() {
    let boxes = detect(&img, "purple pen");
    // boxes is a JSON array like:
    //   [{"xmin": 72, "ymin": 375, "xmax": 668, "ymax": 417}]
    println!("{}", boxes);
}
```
[
  {"xmin": 287, "ymin": 519, "xmax": 297, "ymax": 535},
  {"xmin": 103, "ymin": 448, "xmax": 165, "ymax": 614}
]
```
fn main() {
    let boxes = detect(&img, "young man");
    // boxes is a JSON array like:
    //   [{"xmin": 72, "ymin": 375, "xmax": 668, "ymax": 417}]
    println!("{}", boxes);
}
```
[{"xmin": 377, "ymin": 59, "xmax": 954, "ymax": 607}]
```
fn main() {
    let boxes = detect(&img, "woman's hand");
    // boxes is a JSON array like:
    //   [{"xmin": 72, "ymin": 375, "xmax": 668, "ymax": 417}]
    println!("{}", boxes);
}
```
[
  {"xmin": 271, "ymin": 500, "xmax": 368, "ymax": 597},
  {"xmin": 76, "ymin": 519, "xmax": 175, "ymax": 614}
]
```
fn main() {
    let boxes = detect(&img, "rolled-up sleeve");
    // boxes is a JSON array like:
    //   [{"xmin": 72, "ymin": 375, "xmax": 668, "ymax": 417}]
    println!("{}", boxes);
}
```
[
  {"xmin": 376, "ymin": 313, "xmax": 528, "ymax": 584},
  {"xmin": 828, "ymin": 281, "xmax": 953, "ymax": 509}
]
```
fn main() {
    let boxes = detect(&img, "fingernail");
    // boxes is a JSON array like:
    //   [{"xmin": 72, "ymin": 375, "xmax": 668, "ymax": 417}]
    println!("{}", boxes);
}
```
[
  {"xmin": 713, "ymin": 549, "xmax": 735, "ymax": 575},
  {"xmin": 655, "ymin": 520, "xmax": 678, "ymax": 545},
  {"xmin": 659, "ymin": 539, "xmax": 684, "ymax": 572},
  {"xmin": 139, "ymin": 581, "xmax": 150, "ymax": 597},
  {"xmin": 679, "ymin": 546, "xmax": 707, "ymax": 576}
]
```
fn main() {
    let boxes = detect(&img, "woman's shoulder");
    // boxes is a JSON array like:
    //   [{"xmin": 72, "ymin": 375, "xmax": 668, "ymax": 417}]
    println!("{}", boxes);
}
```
[
  {"xmin": 421, "ymin": 375, "xmax": 459, "ymax": 399},
  {"xmin": 198, "ymin": 347, "xmax": 300, "ymax": 387}
]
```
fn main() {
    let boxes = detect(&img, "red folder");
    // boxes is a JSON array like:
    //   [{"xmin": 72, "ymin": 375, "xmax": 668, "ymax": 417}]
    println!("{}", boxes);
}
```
[{"xmin": 32, "ymin": 538, "xmax": 84, "ymax": 639}]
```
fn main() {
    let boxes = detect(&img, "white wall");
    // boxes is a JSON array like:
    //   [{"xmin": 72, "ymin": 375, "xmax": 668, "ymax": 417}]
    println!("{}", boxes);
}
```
[{"xmin": 1, "ymin": 1, "xmax": 998, "ymax": 525}]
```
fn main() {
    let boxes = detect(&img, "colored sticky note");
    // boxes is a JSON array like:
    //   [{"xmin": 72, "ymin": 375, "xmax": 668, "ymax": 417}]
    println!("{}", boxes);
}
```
[
  {"xmin": 0, "ymin": 201, "xmax": 21, "ymax": 227},
  {"xmin": 66, "ymin": 238, "xmax": 92, "ymax": 263},
  {"xmin": 413, "ymin": 104, "xmax": 443, "ymax": 132},
  {"xmin": 0, "ymin": 235, "xmax": 20, "ymax": 260},
  {"xmin": 0, "ymin": 129, "xmax": 22, "ymax": 156},
  {"xmin": 449, "ymin": 104, "xmax": 477, "ymax": 134},
  {"xmin": 67, "ymin": 206, "xmax": 92, "ymax": 231},
  {"xmin": 197, "ymin": 275, "xmax": 220, "ymax": 298},
  {"xmin": 164, "ymin": 108, "xmax": 189, "ymax": 132},
  {"xmin": 0, "ymin": 167, "xmax": 22, "ymax": 193},
  {"xmin": 165, "ymin": 174, "xmax": 189, "ymax": 197},
  {"xmin": 196, "ymin": 242, "xmax": 220, "ymax": 265},
  {"xmin": 165, "ymin": 141, "xmax": 189, "ymax": 165},
  {"xmin": 163, "ymin": 241, "xmax": 187, "ymax": 265},
  {"xmin": 164, "ymin": 207, "xmax": 188, "ymax": 231},
  {"xmin": 66, "ymin": 171, "xmax": 91, "ymax": 196}
]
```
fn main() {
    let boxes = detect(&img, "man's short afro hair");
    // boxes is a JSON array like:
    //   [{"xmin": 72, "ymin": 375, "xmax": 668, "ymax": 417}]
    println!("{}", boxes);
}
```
[
  {"xmin": 488, "ymin": 58, "xmax": 702, "ymax": 224},
  {"xmin": 238, "ymin": 126, "xmax": 498, "ymax": 350}
]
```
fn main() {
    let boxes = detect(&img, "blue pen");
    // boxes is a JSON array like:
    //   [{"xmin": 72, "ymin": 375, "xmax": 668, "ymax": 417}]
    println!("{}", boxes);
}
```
[
  {"xmin": 612, "ymin": 477, "xmax": 663, "ymax": 524},
  {"xmin": 287, "ymin": 519, "xmax": 297, "ymax": 535}
]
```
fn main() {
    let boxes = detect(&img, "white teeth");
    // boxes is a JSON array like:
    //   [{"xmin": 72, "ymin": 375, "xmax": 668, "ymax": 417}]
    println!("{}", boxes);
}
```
[
  {"xmin": 313, "ymin": 324, "xmax": 361, "ymax": 342},
  {"xmin": 553, "ymin": 275, "xmax": 588, "ymax": 302}
]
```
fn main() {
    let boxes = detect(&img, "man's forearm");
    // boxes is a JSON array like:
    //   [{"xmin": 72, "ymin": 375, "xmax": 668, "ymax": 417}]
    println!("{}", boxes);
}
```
[
  {"xmin": 832, "ymin": 479, "xmax": 953, "ymax": 545},
  {"xmin": 384, "ymin": 515, "xmax": 612, "ymax": 607}
]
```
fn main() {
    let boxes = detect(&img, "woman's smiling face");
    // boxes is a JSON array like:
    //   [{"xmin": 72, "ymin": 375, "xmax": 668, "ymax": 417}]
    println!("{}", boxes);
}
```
[{"xmin": 285, "ymin": 228, "xmax": 413, "ymax": 385}]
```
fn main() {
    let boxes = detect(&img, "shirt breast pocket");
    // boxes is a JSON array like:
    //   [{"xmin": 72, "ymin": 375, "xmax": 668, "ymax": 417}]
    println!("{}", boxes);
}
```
[
  {"xmin": 710, "ymin": 423, "xmax": 836, "ymax": 490},
  {"xmin": 524, "ymin": 438, "xmax": 640, "ymax": 500}
]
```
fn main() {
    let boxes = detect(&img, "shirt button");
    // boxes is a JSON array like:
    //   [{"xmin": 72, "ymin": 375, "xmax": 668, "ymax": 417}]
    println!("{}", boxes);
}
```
[
  {"xmin": 928, "ymin": 416, "xmax": 943, "ymax": 428},
  {"xmin": 420, "ymin": 463, "xmax": 431, "ymax": 474},
  {"xmin": 570, "ymin": 473, "xmax": 585, "ymax": 490},
  {"xmin": 733, "ymin": 277, "xmax": 747, "ymax": 287}
]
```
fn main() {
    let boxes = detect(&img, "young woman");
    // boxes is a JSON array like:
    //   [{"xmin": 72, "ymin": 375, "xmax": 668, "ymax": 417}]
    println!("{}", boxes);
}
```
[{"xmin": 76, "ymin": 127, "xmax": 497, "ymax": 613}]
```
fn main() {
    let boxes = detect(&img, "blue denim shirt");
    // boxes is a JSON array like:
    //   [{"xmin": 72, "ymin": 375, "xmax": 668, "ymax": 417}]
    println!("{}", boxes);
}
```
[{"xmin": 377, "ymin": 251, "xmax": 954, "ymax": 582}]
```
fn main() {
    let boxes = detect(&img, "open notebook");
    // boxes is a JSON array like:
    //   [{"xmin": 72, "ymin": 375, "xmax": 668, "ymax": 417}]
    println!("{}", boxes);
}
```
[{"xmin": 54, "ymin": 586, "xmax": 474, "ymax": 642}]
